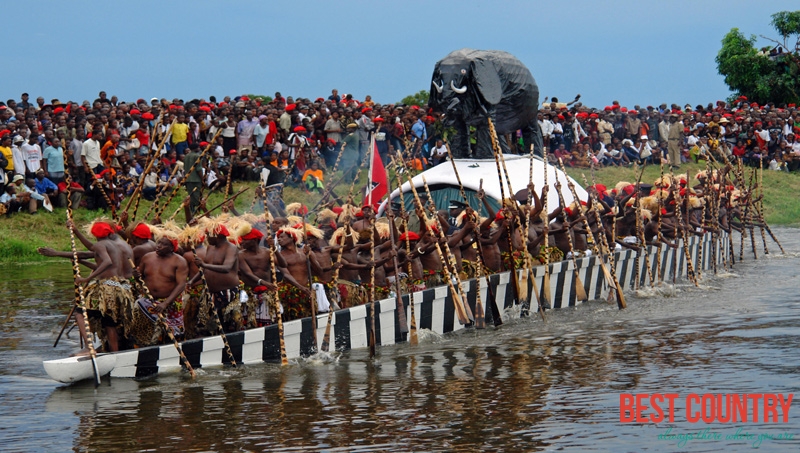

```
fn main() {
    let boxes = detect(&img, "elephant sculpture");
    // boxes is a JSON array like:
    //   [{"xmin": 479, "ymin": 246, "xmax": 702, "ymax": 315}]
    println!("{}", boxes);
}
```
[{"xmin": 428, "ymin": 49, "xmax": 542, "ymax": 159}]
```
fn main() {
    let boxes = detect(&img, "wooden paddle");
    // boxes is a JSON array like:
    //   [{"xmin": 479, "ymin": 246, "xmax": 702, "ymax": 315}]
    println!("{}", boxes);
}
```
[
  {"xmin": 383, "ymin": 160, "xmax": 410, "ymax": 334},
  {"xmin": 487, "ymin": 119, "xmax": 523, "ymax": 311},
  {"xmin": 63, "ymin": 151, "xmax": 102, "ymax": 386},
  {"xmin": 583, "ymin": 163, "xmax": 627, "ymax": 309},
  {"xmin": 265, "ymin": 221, "xmax": 289, "ymax": 365},
  {"xmin": 158, "ymin": 131, "xmax": 221, "ymax": 221},
  {"xmin": 128, "ymin": 259, "xmax": 196, "ymax": 378},
  {"xmin": 553, "ymin": 171, "xmax": 588, "ymax": 303},
  {"xmin": 190, "ymin": 243, "xmax": 238, "ymax": 367},
  {"xmin": 398, "ymin": 156, "xmax": 471, "ymax": 326},
  {"xmin": 389, "ymin": 156, "xmax": 418, "ymax": 344},
  {"xmin": 131, "ymin": 118, "xmax": 175, "ymax": 221},
  {"xmin": 540, "ymin": 146, "xmax": 552, "ymax": 309},
  {"xmin": 301, "ymin": 213, "xmax": 319, "ymax": 352},
  {"xmin": 444, "ymin": 143, "xmax": 500, "ymax": 327},
  {"xmin": 124, "ymin": 117, "xmax": 167, "ymax": 217}
]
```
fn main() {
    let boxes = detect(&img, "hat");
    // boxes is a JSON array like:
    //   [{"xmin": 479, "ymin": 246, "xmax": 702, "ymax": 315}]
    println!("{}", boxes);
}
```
[
  {"xmin": 285, "ymin": 103, "xmax": 296, "ymax": 112},
  {"xmin": 373, "ymin": 116, "xmax": 384, "ymax": 123},
  {"xmin": 300, "ymin": 105, "xmax": 309, "ymax": 110},
  {"xmin": 448, "ymin": 200, "xmax": 468, "ymax": 210},
  {"xmin": 12, "ymin": 174, "xmax": 24, "ymax": 183},
  {"xmin": 141, "ymin": 112, "xmax": 155, "ymax": 120},
  {"xmin": 293, "ymin": 126, "xmax": 306, "ymax": 133},
  {"xmin": 13, "ymin": 135, "xmax": 24, "ymax": 144},
  {"xmin": 131, "ymin": 223, "xmax": 152, "ymax": 239},
  {"xmin": 390, "ymin": 202, "xmax": 402, "ymax": 211},
  {"xmin": 346, "ymin": 123, "xmax": 358, "ymax": 129},
  {"xmin": 240, "ymin": 228, "xmax": 263, "ymax": 241},
  {"xmin": 719, "ymin": 117, "xmax": 730, "ymax": 124},
  {"xmin": 130, "ymin": 109, "xmax": 141, "ymax": 115},
  {"xmin": 151, "ymin": 97, "xmax": 159, "ymax": 103},
  {"xmin": 398, "ymin": 231, "xmax": 420, "ymax": 241},
  {"xmin": 90, "ymin": 222, "xmax": 115, "ymax": 239}
]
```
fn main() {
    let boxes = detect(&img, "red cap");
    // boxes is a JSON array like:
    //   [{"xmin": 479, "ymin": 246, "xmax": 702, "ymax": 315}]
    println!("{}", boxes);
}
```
[
  {"xmin": 131, "ymin": 223, "xmax": 151, "ymax": 239},
  {"xmin": 199, "ymin": 106, "xmax": 211, "ymax": 112},
  {"xmin": 90, "ymin": 222, "xmax": 115, "ymax": 239},
  {"xmin": 241, "ymin": 228, "xmax": 264, "ymax": 241},
  {"xmin": 361, "ymin": 107, "xmax": 372, "ymax": 114},
  {"xmin": 130, "ymin": 109, "xmax": 141, "ymax": 115},
  {"xmin": 241, "ymin": 96, "xmax": 249, "ymax": 101},
  {"xmin": 286, "ymin": 103, "xmax": 297, "ymax": 112},
  {"xmin": 399, "ymin": 231, "xmax": 420, "ymax": 241},
  {"xmin": 373, "ymin": 116, "xmax": 384, "ymax": 123},
  {"xmin": 229, "ymin": 149, "xmax": 237, "ymax": 155},
  {"xmin": 332, "ymin": 207, "xmax": 343, "ymax": 214},
  {"xmin": 199, "ymin": 141, "xmax": 209, "ymax": 147},
  {"xmin": 293, "ymin": 126, "xmax": 306, "ymax": 133},
  {"xmin": 141, "ymin": 112, "xmax": 154, "ymax": 120},
  {"xmin": 54, "ymin": 107, "xmax": 64, "ymax": 114},
  {"xmin": 628, "ymin": 110, "xmax": 637, "ymax": 115},
  {"xmin": 208, "ymin": 224, "xmax": 230, "ymax": 237},
  {"xmin": 623, "ymin": 185, "xmax": 635, "ymax": 195}
]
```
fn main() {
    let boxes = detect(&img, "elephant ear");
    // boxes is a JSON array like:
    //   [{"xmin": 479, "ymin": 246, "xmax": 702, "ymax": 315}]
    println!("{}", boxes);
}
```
[{"xmin": 471, "ymin": 58, "xmax": 502, "ymax": 105}]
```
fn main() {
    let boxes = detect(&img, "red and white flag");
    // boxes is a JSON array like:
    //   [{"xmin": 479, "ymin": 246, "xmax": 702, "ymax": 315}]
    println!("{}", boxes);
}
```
[{"xmin": 363, "ymin": 136, "xmax": 388, "ymax": 211}]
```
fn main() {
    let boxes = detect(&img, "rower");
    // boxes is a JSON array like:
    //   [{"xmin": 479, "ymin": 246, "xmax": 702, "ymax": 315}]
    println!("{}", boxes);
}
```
[
  {"xmin": 73, "ymin": 219, "xmax": 134, "ymax": 352},
  {"xmin": 135, "ymin": 235, "xmax": 188, "ymax": 344},
  {"xmin": 193, "ymin": 221, "xmax": 240, "ymax": 332}
]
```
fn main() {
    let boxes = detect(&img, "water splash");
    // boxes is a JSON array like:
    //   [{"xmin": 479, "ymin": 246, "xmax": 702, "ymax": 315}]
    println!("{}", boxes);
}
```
[{"xmin": 304, "ymin": 350, "xmax": 340, "ymax": 365}]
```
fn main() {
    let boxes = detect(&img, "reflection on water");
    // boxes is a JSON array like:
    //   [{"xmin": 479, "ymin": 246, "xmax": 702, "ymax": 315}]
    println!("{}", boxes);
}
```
[{"xmin": 2, "ymin": 231, "xmax": 800, "ymax": 451}]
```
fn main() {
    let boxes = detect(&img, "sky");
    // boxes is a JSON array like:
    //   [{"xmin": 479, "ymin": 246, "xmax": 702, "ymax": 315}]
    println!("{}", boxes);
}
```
[{"xmin": 3, "ymin": 1, "xmax": 798, "ymax": 110}]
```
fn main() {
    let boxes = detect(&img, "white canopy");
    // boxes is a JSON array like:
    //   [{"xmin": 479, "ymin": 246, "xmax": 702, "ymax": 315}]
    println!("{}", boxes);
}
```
[{"xmin": 379, "ymin": 154, "xmax": 588, "ymax": 214}]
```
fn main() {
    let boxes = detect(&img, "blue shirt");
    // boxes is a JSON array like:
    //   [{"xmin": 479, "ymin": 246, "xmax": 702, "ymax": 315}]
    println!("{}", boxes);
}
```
[
  {"xmin": 412, "ymin": 119, "xmax": 427, "ymax": 141},
  {"xmin": 42, "ymin": 146, "xmax": 65, "ymax": 173},
  {"xmin": 34, "ymin": 177, "xmax": 58, "ymax": 194}
]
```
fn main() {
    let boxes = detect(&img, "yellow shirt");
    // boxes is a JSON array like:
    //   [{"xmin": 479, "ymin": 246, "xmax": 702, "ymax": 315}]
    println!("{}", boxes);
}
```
[
  {"xmin": 171, "ymin": 123, "xmax": 189, "ymax": 144},
  {"xmin": 0, "ymin": 145, "xmax": 12, "ymax": 171}
]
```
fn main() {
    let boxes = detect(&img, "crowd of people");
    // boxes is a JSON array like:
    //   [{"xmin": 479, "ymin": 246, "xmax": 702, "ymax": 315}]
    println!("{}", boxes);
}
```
[
  {"xmin": 1, "ymin": 90, "xmax": 799, "ymax": 218},
  {"xmin": 0, "ymin": 89, "xmax": 780, "ymax": 353}
]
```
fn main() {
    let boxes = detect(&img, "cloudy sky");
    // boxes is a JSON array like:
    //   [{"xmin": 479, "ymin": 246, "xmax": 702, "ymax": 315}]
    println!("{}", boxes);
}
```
[{"xmin": 4, "ymin": 1, "xmax": 797, "ymax": 109}]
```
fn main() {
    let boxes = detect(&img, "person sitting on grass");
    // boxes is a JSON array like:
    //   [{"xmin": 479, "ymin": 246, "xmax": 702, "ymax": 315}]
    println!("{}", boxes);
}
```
[
  {"xmin": 302, "ymin": 160, "xmax": 324, "ymax": 193},
  {"xmin": 0, "ymin": 182, "xmax": 32, "ymax": 216},
  {"xmin": 34, "ymin": 169, "xmax": 61, "ymax": 207}
]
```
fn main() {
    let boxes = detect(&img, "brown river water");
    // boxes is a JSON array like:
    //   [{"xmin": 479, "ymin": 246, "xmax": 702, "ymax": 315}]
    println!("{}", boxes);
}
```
[{"xmin": 1, "ymin": 228, "xmax": 799, "ymax": 452}]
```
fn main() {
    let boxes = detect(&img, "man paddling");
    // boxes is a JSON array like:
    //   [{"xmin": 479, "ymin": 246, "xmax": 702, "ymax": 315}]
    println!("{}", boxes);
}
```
[
  {"xmin": 135, "ymin": 235, "xmax": 189, "ymax": 345},
  {"xmin": 73, "ymin": 220, "xmax": 135, "ymax": 352},
  {"xmin": 193, "ymin": 221, "xmax": 240, "ymax": 332}
]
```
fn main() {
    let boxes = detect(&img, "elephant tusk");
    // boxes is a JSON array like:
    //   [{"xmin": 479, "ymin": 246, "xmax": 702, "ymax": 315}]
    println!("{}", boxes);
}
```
[
  {"xmin": 433, "ymin": 81, "xmax": 444, "ymax": 93},
  {"xmin": 451, "ymin": 80, "xmax": 467, "ymax": 94}
]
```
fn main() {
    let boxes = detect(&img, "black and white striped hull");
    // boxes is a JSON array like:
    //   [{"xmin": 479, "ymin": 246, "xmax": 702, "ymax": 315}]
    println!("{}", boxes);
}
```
[{"xmin": 43, "ymin": 232, "xmax": 730, "ymax": 383}]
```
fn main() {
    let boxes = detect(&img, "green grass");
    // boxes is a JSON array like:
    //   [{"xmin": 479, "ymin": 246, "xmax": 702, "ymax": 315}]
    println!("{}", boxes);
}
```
[{"xmin": 1, "ymin": 162, "xmax": 797, "ymax": 264}]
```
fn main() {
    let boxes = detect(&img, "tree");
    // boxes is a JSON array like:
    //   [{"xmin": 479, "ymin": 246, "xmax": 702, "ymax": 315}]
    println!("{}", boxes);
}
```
[
  {"xmin": 400, "ymin": 90, "xmax": 429, "ymax": 107},
  {"xmin": 716, "ymin": 12, "xmax": 800, "ymax": 105}
]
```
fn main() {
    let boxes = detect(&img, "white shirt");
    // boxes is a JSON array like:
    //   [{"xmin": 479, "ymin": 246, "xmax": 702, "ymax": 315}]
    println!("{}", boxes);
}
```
[
  {"xmin": 81, "ymin": 138, "xmax": 102, "ymax": 168},
  {"xmin": 538, "ymin": 119, "xmax": 554, "ymax": 138},
  {"xmin": 432, "ymin": 145, "xmax": 447, "ymax": 157},
  {"xmin": 11, "ymin": 145, "xmax": 25, "ymax": 174},
  {"xmin": 21, "ymin": 142, "xmax": 42, "ymax": 173}
]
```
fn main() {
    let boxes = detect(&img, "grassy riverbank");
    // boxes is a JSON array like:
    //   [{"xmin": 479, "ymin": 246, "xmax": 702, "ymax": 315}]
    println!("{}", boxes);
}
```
[{"xmin": 2, "ymin": 162, "xmax": 797, "ymax": 264}]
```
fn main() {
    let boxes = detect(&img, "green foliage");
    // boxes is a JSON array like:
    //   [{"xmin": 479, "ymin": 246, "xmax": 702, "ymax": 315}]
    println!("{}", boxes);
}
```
[
  {"xmin": 716, "ymin": 21, "xmax": 800, "ymax": 105},
  {"xmin": 247, "ymin": 94, "xmax": 273, "ymax": 103},
  {"xmin": 400, "ymin": 90, "xmax": 429, "ymax": 107},
  {"xmin": 771, "ymin": 11, "xmax": 800, "ymax": 41}
]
